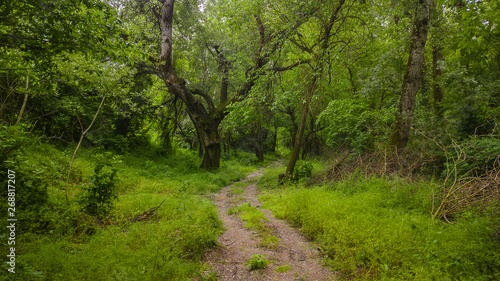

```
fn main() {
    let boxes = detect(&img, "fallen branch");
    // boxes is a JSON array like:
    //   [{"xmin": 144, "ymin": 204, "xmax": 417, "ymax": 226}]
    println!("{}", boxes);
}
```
[{"xmin": 131, "ymin": 198, "xmax": 167, "ymax": 222}]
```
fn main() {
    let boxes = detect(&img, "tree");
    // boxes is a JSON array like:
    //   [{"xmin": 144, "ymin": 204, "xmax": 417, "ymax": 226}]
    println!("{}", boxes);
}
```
[
  {"xmin": 0, "ymin": 0, "xmax": 131, "ymax": 129},
  {"xmin": 283, "ymin": 0, "xmax": 366, "ymax": 176},
  {"xmin": 152, "ymin": 0, "xmax": 296, "ymax": 169},
  {"xmin": 387, "ymin": 0, "xmax": 432, "ymax": 149},
  {"xmin": 53, "ymin": 53, "xmax": 135, "ymax": 200}
]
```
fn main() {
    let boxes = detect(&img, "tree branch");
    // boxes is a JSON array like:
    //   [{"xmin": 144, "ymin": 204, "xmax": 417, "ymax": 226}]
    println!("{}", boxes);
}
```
[
  {"xmin": 191, "ymin": 89, "xmax": 214, "ymax": 112},
  {"xmin": 267, "ymin": 59, "xmax": 311, "ymax": 72}
]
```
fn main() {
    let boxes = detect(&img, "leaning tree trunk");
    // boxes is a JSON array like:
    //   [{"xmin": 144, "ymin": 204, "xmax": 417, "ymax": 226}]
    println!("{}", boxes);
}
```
[
  {"xmin": 286, "ymin": 78, "xmax": 316, "ymax": 176},
  {"xmin": 285, "ymin": 0, "xmax": 346, "ymax": 176},
  {"xmin": 387, "ymin": 0, "xmax": 431, "ymax": 149}
]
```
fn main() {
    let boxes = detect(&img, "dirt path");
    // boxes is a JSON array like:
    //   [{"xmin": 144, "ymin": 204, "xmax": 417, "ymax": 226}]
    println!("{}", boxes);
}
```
[{"xmin": 202, "ymin": 168, "xmax": 336, "ymax": 281}]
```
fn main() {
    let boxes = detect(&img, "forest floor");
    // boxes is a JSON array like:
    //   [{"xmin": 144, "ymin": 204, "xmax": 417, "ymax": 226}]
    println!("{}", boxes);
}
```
[{"xmin": 201, "ymin": 166, "xmax": 336, "ymax": 281}]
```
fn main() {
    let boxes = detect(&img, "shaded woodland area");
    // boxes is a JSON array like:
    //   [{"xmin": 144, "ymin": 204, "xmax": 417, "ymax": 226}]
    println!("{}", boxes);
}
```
[{"xmin": 1, "ymin": 0, "xmax": 499, "ymax": 280}]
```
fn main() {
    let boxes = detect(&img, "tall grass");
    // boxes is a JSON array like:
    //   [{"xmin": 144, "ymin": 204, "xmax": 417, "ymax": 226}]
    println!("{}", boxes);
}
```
[{"xmin": 259, "ymin": 170, "xmax": 500, "ymax": 280}]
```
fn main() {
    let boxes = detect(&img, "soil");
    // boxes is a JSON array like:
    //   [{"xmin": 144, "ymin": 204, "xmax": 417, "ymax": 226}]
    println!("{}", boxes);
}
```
[{"xmin": 202, "ymin": 167, "xmax": 336, "ymax": 281}]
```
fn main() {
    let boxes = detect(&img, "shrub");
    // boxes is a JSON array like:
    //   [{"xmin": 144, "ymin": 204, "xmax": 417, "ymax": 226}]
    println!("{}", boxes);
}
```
[
  {"xmin": 445, "ymin": 137, "xmax": 500, "ymax": 177},
  {"xmin": 293, "ymin": 160, "xmax": 313, "ymax": 181},
  {"xmin": 317, "ymin": 99, "xmax": 393, "ymax": 154},
  {"xmin": 78, "ymin": 162, "xmax": 119, "ymax": 218},
  {"xmin": 246, "ymin": 255, "xmax": 269, "ymax": 270}
]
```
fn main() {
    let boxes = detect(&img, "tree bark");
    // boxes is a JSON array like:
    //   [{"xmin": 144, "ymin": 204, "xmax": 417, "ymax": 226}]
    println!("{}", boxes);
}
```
[
  {"xmin": 255, "ymin": 118, "xmax": 264, "ymax": 162},
  {"xmin": 387, "ymin": 0, "xmax": 431, "ymax": 149},
  {"xmin": 432, "ymin": 46, "xmax": 444, "ymax": 116}
]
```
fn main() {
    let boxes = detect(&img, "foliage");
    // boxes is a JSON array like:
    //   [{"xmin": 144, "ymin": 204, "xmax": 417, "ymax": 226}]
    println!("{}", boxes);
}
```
[
  {"xmin": 318, "ymin": 99, "xmax": 394, "ymax": 154},
  {"xmin": 293, "ymin": 160, "xmax": 313, "ymax": 181},
  {"xmin": 0, "ymin": 0, "xmax": 128, "ymax": 65},
  {"xmin": 6, "ymin": 142, "xmax": 258, "ymax": 280},
  {"xmin": 0, "ymin": 126, "xmax": 48, "ymax": 215},
  {"xmin": 78, "ymin": 161, "xmax": 119, "ymax": 218},
  {"xmin": 2, "ymin": 0, "xmax": 500, "ymax": 279},
  {"xmin": 444, "ymin": 137, "xmax": 500, "ymax": 177},
  {"xmin": 246, "ymin": 255, "xmax": 269, "ymax": 270}
]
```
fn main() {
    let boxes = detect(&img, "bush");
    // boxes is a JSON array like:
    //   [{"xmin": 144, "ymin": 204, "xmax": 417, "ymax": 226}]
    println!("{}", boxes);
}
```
[
  {"xmin": 317, "ymin": 99, "xmax": 393, "ymax": 154},
  {"xmin": 0, "ymin": 126, "xmax": 49, "ymax": 225},
  {"xmin": 78, "ymin": 161, "xmax": 119, "ymax": 218},
  {"xmin": 445, "ymin": 137, "xmax": 500, "ymax": 177},
  {"xmin": 293, "ymin": 160, "xmax": 313, "ymax": 181}
]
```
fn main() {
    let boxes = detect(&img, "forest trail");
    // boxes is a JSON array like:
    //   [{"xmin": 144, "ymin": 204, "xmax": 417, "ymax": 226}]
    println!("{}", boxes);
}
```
[{"xmin": 202, "ymin": 167, "xmax": 336, "ymax": 281}]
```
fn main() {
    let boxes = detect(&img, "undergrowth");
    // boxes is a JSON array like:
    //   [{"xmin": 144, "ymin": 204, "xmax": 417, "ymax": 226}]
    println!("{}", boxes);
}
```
[
  {"xmin": 1, "ymin": 140, "xmax": 258, "ymax": 280},
  {"xmin": 259, "ymin": 168, "xmax": 500, "ymax": 280},
  {"xmin": 246, "ymin": 255, "xmax": 269, "ymax": 270}
]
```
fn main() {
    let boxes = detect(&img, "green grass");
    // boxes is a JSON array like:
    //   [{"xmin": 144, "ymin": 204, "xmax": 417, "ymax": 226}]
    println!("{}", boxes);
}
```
[
  {"xmin": 259, "ymin": 234, "xmax": 279, "ymax": 249},
  {"xmin": 259, "ymin": 169, "xmax": 500, "ymax": 280},
  {"xmin": 227, "ymin": 203, "xmax": 268, "ymax": 231},
  {"xmin": 275, "ymin": 265, "xmax": 291, "ymax": 273},
  {"xmin": 227, "ymin": 203, "xmax": 280, "ymax": 250},
  {"xmin": 1, "ymin": 143, "xmax": 259, "ymax": 280},
  {"xmin": 233, "ymin": 181, "xmax": 250, "ymax": 187},
  {"xmin": 229, "ymin": 187, "xmax": 245, "ymax": 195}
]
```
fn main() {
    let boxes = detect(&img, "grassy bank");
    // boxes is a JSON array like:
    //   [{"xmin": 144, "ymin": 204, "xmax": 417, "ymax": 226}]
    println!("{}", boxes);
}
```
[
  {"xmin": 1, "ymin": 140, "xmax": 265, "ymax": 280},
  {"xmin": 259, "ymin": 166, "xmax": 500, "ymax": 280}
]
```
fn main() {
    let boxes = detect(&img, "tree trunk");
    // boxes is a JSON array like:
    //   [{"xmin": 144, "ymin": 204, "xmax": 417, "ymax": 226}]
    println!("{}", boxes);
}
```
[
  {"xmin": 272, "ymin": 123, "xmax": 277, "ymax": 152},
  {"xmin": 286, "ymin": 78, "xmax": 316, "ymax": 176},
  {"xmin": 285, "ymin": 0, "xmax": 346, "ymax": 176},
  {"xmin": 65, "ymin": 95, "xmax": 106, "ymax": 201},
  {"xmin": 301, "ymin": 116, "xmax": 316, "ymax": 160},
  {"xmin": 200, "ymin": 140, "xmax": 220, "ymax": 170},
  {"xmin": 187, "ymin": 109, "xmax": 222, "ymax": 169},
  {"xmin": 387, "ymin": 0, "xmax": 431, "ymax": 149},
  {"xmin": 432, "ymin": 47, "xmax": 444, "ymax": 116},
  {"xmin": 155, "ymin": 0, "xmax": 277, "ymax": 170},
  {"xmin": 255, "ymin": 119, "xmax": 264, "ymax": 162},
  {"xmin": 14, "ymin": 74, "xmax": 29, "ymax": 126}
]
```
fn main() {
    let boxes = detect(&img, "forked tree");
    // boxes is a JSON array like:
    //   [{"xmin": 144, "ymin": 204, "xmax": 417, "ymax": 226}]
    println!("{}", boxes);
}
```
[{"xmin": 154, "ymin": 0, "xmax": 304, "ymax": 169}]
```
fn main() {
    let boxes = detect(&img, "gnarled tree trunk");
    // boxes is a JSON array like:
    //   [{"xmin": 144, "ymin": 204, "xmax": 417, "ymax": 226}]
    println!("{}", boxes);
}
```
[{"xmin": 154, "ymin": 0, "xmax": 282, "ymax": 169}]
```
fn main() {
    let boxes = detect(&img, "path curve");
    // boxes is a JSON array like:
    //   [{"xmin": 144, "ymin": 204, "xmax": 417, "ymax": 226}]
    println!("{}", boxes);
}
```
[{"xmin": 202, "ymin": 168, "xmax": 336, "ymax": 281}]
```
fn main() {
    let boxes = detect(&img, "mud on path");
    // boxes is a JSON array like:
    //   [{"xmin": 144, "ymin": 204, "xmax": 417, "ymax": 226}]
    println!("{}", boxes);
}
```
[{"xmin": 202, "ymin": 168, "xmax": 336, "ymax": 281}]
